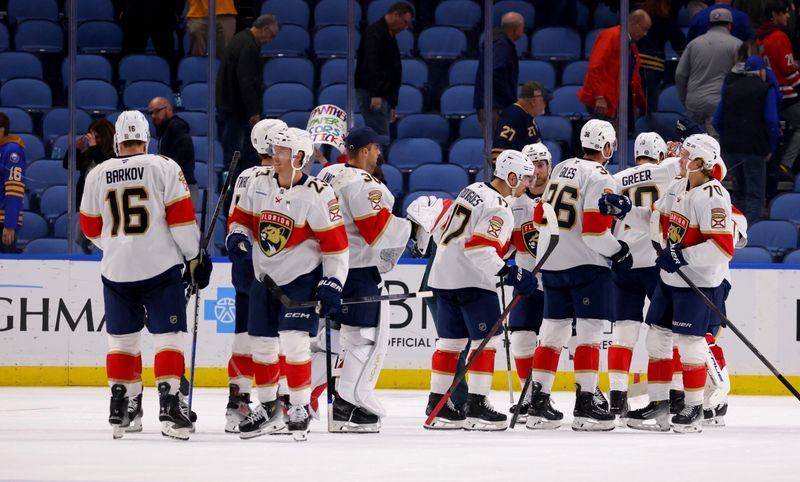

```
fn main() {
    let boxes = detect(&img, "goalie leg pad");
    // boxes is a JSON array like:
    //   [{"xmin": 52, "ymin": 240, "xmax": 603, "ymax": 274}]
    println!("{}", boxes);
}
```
[
  {"xmin": 107, "ymin": 332, "xmax": 143, "ymax": 397},
  {"xmin": 251, "ymin": 336, "xmax": 280, "ymax": 403},
  {"xmin": 152, "ymin": 332, "xmax": 185, "ymax": 394},
  {"xmin": 279, "ymin": 330, "xmax": 312, "ymax": 406}
]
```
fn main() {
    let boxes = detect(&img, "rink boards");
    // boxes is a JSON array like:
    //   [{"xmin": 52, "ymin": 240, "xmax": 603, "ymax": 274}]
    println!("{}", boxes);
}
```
[{"xmin": 0, "ymin": 257, "xmax": 799, "ymax": 395}]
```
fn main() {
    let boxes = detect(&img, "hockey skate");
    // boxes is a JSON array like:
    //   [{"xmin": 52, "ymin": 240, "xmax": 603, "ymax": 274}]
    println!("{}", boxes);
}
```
[
  {"xmin": 239, "ymin": 399, "xmax": 285, "ymax": 439},
  {"xmin": 672, "ymin": 403, "xmax": 703, "ymax": 433},
  {"xmin": 572, "ymin": 384, "xmax": 615, "ymax": 431},
  {"xmin": 525, "ymin": 382, "xmax": 563, "ymax": 430},
  {"xmin": 669, "ymin": 389, "xmax": 685, "ymax": 415},
  {"xmin": 424, "ymin": 392, "xmax": 466, "ymax": 430},
  {"xmin": 610, "ymin": 390, "xmax": 629, "ymax": 425},
  {"xmin": 593, "ymin": 387, "xmax": 609, "ymax": 412},
  {"xmin": 286, "ymin": 404, "xmax": 311, "ymax": 441},
  {"xmin": 508, "ymin": 384, "xmax": 533, "ymax": 425},
  {"xmin": 225, "ymin": 385, "xmax": 253, "ymax": 434},
  {"xmin": 464, "ymin": 394, "xmax": 508, "ymax": 431},
  {"xmin": 270, "ymin": 394, "xmax": 292, "ymax": 436},
  {"xmin": 179, "ymin": 376, "xmax": 198, "ymax": 433},
  {"xmin": 124, "ymin": 393, "xmax": 143, "ymax": 433},
  {"xmin": 158, "ymin": 382, "xmax": 192, "ymax": 441},
  {"xmin": 703, "ymin": 403, "xmax": 728, "ymax": 427},
  {"xmin": 626, "ymin": 400, "xmax": 671, "ymax": 432},
  {"xmin": 109, "ymin": 384, "xmax": 129, "ymax": 440},
  {"xmin": 331, "ymin": 396, "xmax": 380, "ymax": 433}
]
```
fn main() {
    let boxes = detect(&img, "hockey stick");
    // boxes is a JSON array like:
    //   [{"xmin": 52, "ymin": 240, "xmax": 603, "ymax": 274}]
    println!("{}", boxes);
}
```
[
  {"xmin": 325, "ymin": 314, "xmax": 335, "ymax": 432},
  {"xmin": 188, "ymin": 151, "xmax": 241, "ymax": 410},
  {"xmin": 649, "ymin": 211, "xmax": 800, "ymax": 402},
  {"xmin": 510, "ymin": 367, "xmax": 533, "ymax": 428},
  {"xmin": 425, "ymin": 202, "xmax": 560, "ymax": 427},
  {"xmin": 500, "ymin": 284, "xmax": 515, "ymax": 404}
]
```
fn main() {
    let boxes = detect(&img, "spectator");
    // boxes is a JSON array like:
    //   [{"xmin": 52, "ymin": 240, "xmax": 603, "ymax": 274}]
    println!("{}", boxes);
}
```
[
  {"xmin": 639, "ymin": 0, "xmax": 686, "ymax": 116},
  {"xmin": 577, "ymin": 10, "xmax": 650, "ymax": 130},
  {"xmin": 0, "ymin": 112, "xmax": 26, "ymax": 253},
  {"xmin": 148, "ymin": 97, "xmax": 198, "ymax": 209},
  {"xmin": 491, "ymin": 81, "xmax": 549, "ymax": 161},
  {"xmin": 474, "ymin": 12, "xmax": 524, "ymax": 134},
  {"xmin": 675, "ymin": 8, "xmax": 741, "ymax": 138},
  {"xmin": 687, "ymin": 1, "xmax": 754, "ymax": 42},
  {"xmin": 186, "ymin": 0, "xmax": 238, "ymax": 58},
  {"xmin": 713, "ymin": 55, "xmax": 780, "ymax": 224},
  {"xmin": 757, "ymin": 0, "xmax": 800, "ymax": 179},
  {"xmin": 216, "ymin": 15, "xmax": 280, "ymax": 171},
  {"xmin": 116, "ymin": 0, "xmax": 183, "ymax": 70},
  {"xmin": 355, "ymin": 2, "xmax": 415, "ymax": 145}
]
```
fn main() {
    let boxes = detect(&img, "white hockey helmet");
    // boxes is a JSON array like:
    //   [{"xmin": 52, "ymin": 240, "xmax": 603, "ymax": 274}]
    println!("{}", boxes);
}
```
[
  {"xmin": 521, "ymin": 142, "xmax": 552, "ymax": 164},
  {"xmin": 494, "ymin": 149, "xmax": 534, "ymax": 191},
  {"xmin": 113, "ymin": 110, "xmax": 150, "ymax": 155},
  {"xmin": 634, "ymin": 132, "xmax": 667, "ymax": 161},
  {"xmin": 250, "ymin": 119, "xmax": 287, "ymax": 155},
  {"xmin": 580, "ymin": 119, "xmax": 617, "ymax": 155},
  {"xmin": 271, "ymin": 127, "xmax": 314, "ymax": 168},
  {"xmin": 683, "ymin": 133, "xmax": 725, "ymax": 179}
]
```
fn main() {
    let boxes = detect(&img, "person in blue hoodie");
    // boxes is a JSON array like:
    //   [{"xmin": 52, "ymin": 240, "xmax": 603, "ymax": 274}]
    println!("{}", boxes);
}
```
[{"xmin": 0, "ymin": 112, "xmax": 26, "ymax": 253}]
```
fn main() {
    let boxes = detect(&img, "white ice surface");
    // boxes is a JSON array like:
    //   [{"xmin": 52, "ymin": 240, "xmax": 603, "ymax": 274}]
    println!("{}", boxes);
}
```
[{"xmin": 0, "ymin": 388, "xmax": 797, "ymax": 482}]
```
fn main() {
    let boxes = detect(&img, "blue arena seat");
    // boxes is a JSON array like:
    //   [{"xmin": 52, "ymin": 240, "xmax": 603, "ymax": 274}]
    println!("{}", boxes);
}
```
[
  {"xmin": 0, "ymin": 78, "xmax": 52, "ymax": 110},
  {"xmin": 396, "ymin": 85, "xmax": 423, "ymax": 116},
  {"xmin": 402, "ymin": 59, "xmax": 428, "ymax": 89},
  {"xmin": 192, "ymin": 136, "xmax": 225, "ymax": 169},
  {"xmin": 0, "ymin": 52, "xmax": 43, "ymax": 81},
  {"xmin": 449, "ymin": 59, "xmax": 478, "ymax": 86},
  {"xmin": 122, "ymin": 81, "xmax": 172, "ymax": 110},
  {"xmin": 403, "ymin": 190, "xmax": 453, "ymax": 216},
  {"xmin": 784, "ymin": 249, "xmax": 800, "ymax": 264},
  {"xmin": 409, "ymin": 164, "xmax": 469, "ymax": 195},
  {"xmin": 594, "ymin": 3, "xmax": 619, "ymax": 28},
  {"xmin": 119, "ymin": 55, "xmax": 171, "ymax": 85},
  {"xmin": 280, "ymin": 111, "xmax": 312, "ymax": 129},
  {"xmin": 747, "ymin": 220, "xmax": 799, "ymax": 251},
  {"xmin": 179, "ymin": 111, "xmax": 209, "ymax": 136},
  {"xmin": 397, "ymin": 30, "xmax": 414, "ymax": 58},
  {"xmin": 262, "ymin": 25, "xmax": 310, "ymax": 57},
  {"xmin": 435, "ymin": 0, "xmax": 482, "ymax": 29},
  {"xmin": 562, "ymin": 60, "xmax": 589, "ymax": 86},
  {"xmin": 261, "ymin": 0, "xmax": 310, "ymax": 28},
  {"xmin": 635, "ymin": 112, "xmax": 682, "ymax": 140},
  {"xmin": 263, "ymin": 83, "xmax": 313, "ymax": 116},
  {"xmin": 17, "ymin": 134, "xmax": 45, "ymax": 162},
  {"xmin": 317, "ymin": 84, "xmax": 358, "ymax": 112},
  {"xmin": 25, "ymin": 159, "xmax": 68, "ymax": 197},
  {"xmin": 177, "ymin": 56, "xmax": 220, "ymax": 86},
  {"xmin": 314, "ymin": 0, "xmax": 362, "ymax": 28},
  {"xmin": 657, "ymin": 86, "xmax": 686, "ymax": 115},
  {"xmin": 388, "ymin": 138, "xmax": 442, "ymax": 170},
  {"xmin": 23, "ymin": 238, "xmax": 70, "ymax": 254},
  {"xmin": 78, "ymin": 20, "xmax": 123, "ymax": 54},
  {"xmin": 536, "ymin": 115, "xmax": 573, "ymax": 143},
  {"xmin": 62, "ymin": 55, "xmax": 113, "ymax": 89},
  {"xmin": 14, "ymin": 19, "xmax": 63, "ymax": 53},
  {"xmin": 530, "ymin": 27, "xmax": 581, "ymax": 61},
  {"xmin": 584, "ymin": 29, "xmax": 602, "ymax": 59},
  {"xmin": 180, "ymin": 82, "xmax": 209, "ymax": 111},
  {"xmin": 39, "ymin": 185, "xmax": 68, "ymax": 223},
  {"xmin": 0, "ymin": 24, "xmax": 8, "ymax": 52},
  {"xmin": 50, "ymin": 135, "xmax": 77, "ymax": 159},
  {"xmin": 15, "ymin": 211, "xmax": 49, "ymax": 245},
  {"xmin": 381, "ymin": 163, "xmax": 404, "ymax": 198},
  {"xmin": 7, "ymin": 0, "xmax": 58, "ymax": 25},
  {"xmin": 53, "ymin": 212, "xmax": 69, "ymax": 238},
  {"xmin": 459, "ymin": 115, "xmax": 481, "ymax": 138},
  {"xmin": 543, "ymin": 140, "xmax": 563, "ymax": 164},
  {"xmin": 548, "ymin": 86, "xmax": 588, "ymax": 119},
  {"xmin": 519, "ymin": 60, "xmax": 556, "ymax": 92},
  {"xmin": 448, "ymin": 138, "xmax": 485, "ymax": 170},
  {"xmin": 0, "ymin": 108, "xmax": 33, "ymax": 133},
  {"xmin": 74, "ymin": 79, "xmax": 118, "ymax": 113},
  {"xmin": 320, "ymin": 59, "xmax": 346, "ymax": 89},
  {"xmin": 732, "ymin": 246, "xmax": 773, "ymax": 264},
  {"xmin": 396, "ymin": 114, "xmax": 450, "ymax": 145},
  {"xmin": 419, "ymin": 27, "xmax": 467, "ymax": 60},
  {"xmin": 264, "ymin": 58, "xmax": 314, "ymax": 88},
  {"xmin": 440, "ymin": 86, "xmax": 475, "ymax": 118},
  {"xmin": 769, "ymin": 193, "xmax": 800, "ymax": 224},
  {"xmin": 493, "ymin": 1, "xmax": 536, "ymax": 29},
  {"xmin": 314, "ymin": 26, "xmax": 360, "ymax": 59},
  {"xmin": 76, "ymin": 0, "xmax": 115, "ymax": 22},
  {"xmin": 795, "ymin": 174, "xmax": 800, "ymax": 192},
  {"xmin": 194, "ymin": 162, "xmax": 208, "ymax": 190}
]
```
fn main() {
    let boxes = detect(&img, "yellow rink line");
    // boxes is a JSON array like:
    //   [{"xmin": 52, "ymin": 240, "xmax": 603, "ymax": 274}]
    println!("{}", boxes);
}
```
[{"xmin": 1, "ymin": 367, "xmax": 798, "ymax": 396}]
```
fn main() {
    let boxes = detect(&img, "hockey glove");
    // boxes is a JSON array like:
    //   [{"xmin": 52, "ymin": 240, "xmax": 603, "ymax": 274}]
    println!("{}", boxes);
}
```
[
  {"xmin": 608, "ymin": 240, "xmax": 633, "ymax": 272},
  {"xmin": 598, "ymin": 193, "xmax": 632, "ymax": 220},
  {"xmin": 226, "ymin": 233, "xmax": 254, "ymax": 293},
  {"xmin": 316, "ymin": 277, "xmax": 343, "ymax": 317},
  {"xmin": 184, "ymin": 251, "xmax": 213, "ymax": 289},
  {"xmin": 501, "ymin": 265, "xmax": 538, "ymax": 296},
  {"xmin": 655, "ymin": 243, "xmax": 687, "ymax": 273}
]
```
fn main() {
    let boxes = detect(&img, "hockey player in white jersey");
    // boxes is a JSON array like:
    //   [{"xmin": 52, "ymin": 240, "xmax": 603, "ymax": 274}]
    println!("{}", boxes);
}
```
[
  {"xmin": 80, "ymin": 110, "xmax": 212, "ymax": 440},
  {"xmin": 223, "ymin": 119, "xmax": 286, "ymax": 433},
  {"xmin": 424, "ymin": 149, "xmax": 539, "ymax": 431},
  {"xmin": 525, "ymin": 119, "xmax": 633, "ymax": 431},
  {"xmin": 506, "ymin": 142, "xmax": 551, "ymax": 421},
  {"xmin": 227, "ymin": 127, "xmax": 349, "ymax": 441},
  {"xmin": 623, "ymin": 134, "xmax": 734, "ymax": 433},
  {"xmin": 601, "ymin": 132, "xmax": 678, "ymax": 420}
]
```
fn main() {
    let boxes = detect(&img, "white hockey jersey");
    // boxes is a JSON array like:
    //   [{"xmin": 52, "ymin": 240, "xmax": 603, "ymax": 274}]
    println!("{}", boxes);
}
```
[
  {"xmin": 80, "ymin": 153, "xmax": 199, "ymax": 283},
  {"xmin": 654, "ymin": 177, "xmax": 734, "ymax": 288},
  {"xmin": 317, "ymin": 163, "xmax": 411, "ymax": 271},
  {"xmin": 533, "ymin": 157, "xmax": 620, "ymax": 271},
  {"xmin": 429, "ymin": 182, "xmax": 514, "ymax": 292},
  {"xmin": 228, "ymin": 172, "xmax": 349, "ymax": 286},
  {"xmin": 509, "ymin": 192, "xmax": 546, "ymax": 291},
  {"xmin": 227, "ymin": 165, "xmax": 272, "ymax": 219},
  {"xmin": 613, "ymin": 157, "xmax": 681, "ymax": 269}
]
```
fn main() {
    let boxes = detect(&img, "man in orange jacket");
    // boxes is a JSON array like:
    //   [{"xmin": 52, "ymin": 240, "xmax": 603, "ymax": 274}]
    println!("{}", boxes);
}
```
[{"xmin": 578, "ymin": 9, "xmax": 650, "ymax": 129}]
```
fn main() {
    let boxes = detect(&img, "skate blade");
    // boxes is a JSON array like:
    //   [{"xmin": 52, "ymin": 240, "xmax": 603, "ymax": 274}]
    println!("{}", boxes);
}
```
[
  {"xmin": 672, "ymin": 422, "xmax": 703, "ymax": 434},
  {"xmin": 291, "ymin": 429, "xmax": 310, "ymax": 441},
  {"xmin": 270, "ymin": 425, "xmax": 292, "ymax": 435},
  {"xmin": 160, "ymin": 422, "xmax": 191, "ymax": 441},
  {"xmin": 702, "ymin": 416, "xmax": 725, "ymax": 427},
  {"xmin": 224, "ymin": 421, "xmax": 241, "ymax": 434},
  {"xmin": 112, "ymin": 425, "xmax": 126, "ymax": 439},
  {"xmin": 525, "ymin": 417, "xmax": 561, "ymax": 430},
  {"xmin": 329, "ymin": 420, "xmax": 380, "ymax": 433},
  {"xmin": 124, "ymin": 418, "xmax": 142, "ymax": 433},
  {"xmin": 626, "ymin": 416, "xmax": 670, "ymax": 432},
  {"xmin": 423, "ymin": 418, "xmax": 465, "ymax": 430},
  {"xmin": 616, "ymin": 417, "xmax": 629, "ymax": 428},
  {"xmin": 239, "ymin": 421, "xmax": 286, "ymax": 439},
  {"xmin": 572, "ymin": 417, "xmax": 616, "ymax": 432},
  {"xmin": 463, "ymin": 417, "xmax": 508, "ymax": 431}
]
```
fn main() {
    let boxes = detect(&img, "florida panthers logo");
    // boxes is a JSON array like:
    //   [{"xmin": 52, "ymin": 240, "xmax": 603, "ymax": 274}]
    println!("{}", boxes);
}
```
[
  {"xmin": 258, "ymin": 211, "xmax": 294, "ymax": 257},
  {"xmin": 521, "ymin": 221, "xmax": 539, "ymax": 256},
  {"xmin": 667, "ymin": 212, "xmax": 689, "ymax": 244}
]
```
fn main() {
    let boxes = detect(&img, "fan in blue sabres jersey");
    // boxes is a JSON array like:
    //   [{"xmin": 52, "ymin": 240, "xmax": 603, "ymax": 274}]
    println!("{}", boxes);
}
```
[{"xmin": 491, "ymin": 81, "xmax": 549, "ymax": 161}]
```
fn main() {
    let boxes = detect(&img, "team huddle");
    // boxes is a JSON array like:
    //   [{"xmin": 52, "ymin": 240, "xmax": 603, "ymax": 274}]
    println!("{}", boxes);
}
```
[{"xmin": 80, "ymin": 110, "xmax": 741, "ymax": 441}]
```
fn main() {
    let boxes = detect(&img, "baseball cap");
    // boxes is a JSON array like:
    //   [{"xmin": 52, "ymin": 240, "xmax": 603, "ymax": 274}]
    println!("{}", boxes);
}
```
[
  {"xmin": 344, "ymin": 126, "xmax": 389, "ymax": 150},
  {"xmin": 709, "ymin": 8, "xmax": 733, "ymax": 24},
  {"xmin": 520, "ymin": 80, "xmax": 552, "ymax": 101},
  {"xmin": 744, "ymin": 55, "xmax": 767, "ymax": 73}
]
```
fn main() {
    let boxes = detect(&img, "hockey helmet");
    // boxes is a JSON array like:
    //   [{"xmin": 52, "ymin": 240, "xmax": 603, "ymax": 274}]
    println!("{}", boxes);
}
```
[
  {"xmin": 580, "ymin": 119, "xmax": 617, "ymax": 155},
  {"xmin": 271, "ymin": 127, "xmax": 314, "ymax": 168},
  {"xmin": 634, "ymin": 132, "xmax": 667, "ymax": 161},
  {"xmin": 251, "ymin": 119, "xmax": 287, "ymax": 155},
  {"xmin": 494, "ymin": 149, "xmax": 534, "ymax": 191},
  {"xmin": 521, "ymin": 142, "xmax": 552, "ymax": 165},
  {"xmin": 113, "ymin": 110, "xmax": 150, "ymax": 154},
  {"xmin": 682, "ymin": 134, "xmax": 725, "ymax": 179}
]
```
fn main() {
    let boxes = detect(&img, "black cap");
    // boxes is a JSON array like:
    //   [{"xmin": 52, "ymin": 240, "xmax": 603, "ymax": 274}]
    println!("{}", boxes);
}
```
[{"xmin": 345, "ymin": 126, "xmax": 389, "ymax": 150}]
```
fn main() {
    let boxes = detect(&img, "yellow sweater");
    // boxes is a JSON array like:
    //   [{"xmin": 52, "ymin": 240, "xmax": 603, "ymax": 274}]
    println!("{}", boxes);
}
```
[{"xmin": 187, "ymin": 0, "xmax": 236, "ymax": 18}]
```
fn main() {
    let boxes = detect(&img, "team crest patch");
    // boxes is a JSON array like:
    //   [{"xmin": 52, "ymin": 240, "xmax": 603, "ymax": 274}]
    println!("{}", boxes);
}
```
[
  {"xmin": 328, "ymin": 199, "xmax": 342, "ymax": 222},
  {"xmin": 368, "ymin": 190, "xmax": 383, "ymax": 211},
  {"xmin": 521, "ymin": 221, "xmax": 539, "ymax": 256},
  {"xmin": 667, "ymin": 212, "xmax": 689, "ymax": 244},
  {"xmin": 258, "ymin": 211, "xmax": 294, "ymax": 257},
  {"xmin": 487, "ymin": 216, "xmax": 504, "ymax": 238},
  {"xmin": 710, "ymin": 208, "xmax": 727, "ymax": 228},
  {"xmin": 9, "ymin": 152, "xmax": 20, "ymax": 163}
]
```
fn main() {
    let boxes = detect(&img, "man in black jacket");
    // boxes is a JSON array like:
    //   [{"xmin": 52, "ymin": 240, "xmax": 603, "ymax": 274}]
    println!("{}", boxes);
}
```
[
  {"xmin": 355, "ymin": 2, "xmax": 414, "ymax": 145},
  {"xmin": 148, "ymin": 96, "xmax": 199, "ymax": 210},
  {"xmin": 217, "ymin": 15, "xmax": 280, "ymax": 170}
]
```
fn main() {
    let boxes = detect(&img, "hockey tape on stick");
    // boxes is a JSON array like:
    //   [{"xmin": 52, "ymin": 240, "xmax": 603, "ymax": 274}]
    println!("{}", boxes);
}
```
[
  {"xmin": 649, "ymin": 211, "xmax": 800, "ymax": 402},
  {"xmin": 426, "ymin": 202, "xmax": 560, "ymax": 427}
]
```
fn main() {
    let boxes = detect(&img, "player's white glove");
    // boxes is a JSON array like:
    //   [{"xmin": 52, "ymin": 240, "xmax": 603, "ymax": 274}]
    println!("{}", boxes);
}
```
[{"xmin": 406, "ymin": 195, "xmax": 446, "ymax": 256}]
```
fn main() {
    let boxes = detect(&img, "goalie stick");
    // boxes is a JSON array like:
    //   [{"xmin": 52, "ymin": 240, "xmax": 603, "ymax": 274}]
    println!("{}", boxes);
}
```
[
  {"xmin": 425, "ymin": 201, "xmax": 561, "ymax": 427},
  {"xmin": 648, "ymin": 210, "xmax": 800, "ymax": 402}
]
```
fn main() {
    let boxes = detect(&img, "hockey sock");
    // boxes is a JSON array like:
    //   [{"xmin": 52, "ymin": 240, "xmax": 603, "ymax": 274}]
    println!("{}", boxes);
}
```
[
  {"xmin": 228, "ymin": 354, "xmax": 254, "ymax": 395},
  {"xmin": 574, "ymin": 345, "xmax": 600, "ymax": 393},
  {"xmin": 677, "ymin": 335, "xmax": 707, "ymax": 406},
  {"xmin": 646, "ymin": 358, "xmax": 673, "ymax": 402},
  {"xmin": 531, "ymin": 345, "xmax": 561, "ymax": 394},
  {"xmin": 510, "ymin": 330, "xmax": 536, "ymax": 384},
  {"xmin": 280, "ymin": 331, "xmax": 311, "ymax": 406},
  {"xmin": 670, "ymin": 346, "xmax": 684, "ymax": 391},
  {"xmin": 107, "ymin": 351, "xmax": 141, "ymax": 394},
  {"xmin": 467, "ymin": 341, "xmax": 497, "ymax": 396},
  {"xmin": 153, "ymin": 333, "xmax": 186, "ymax": 394},
  {"xmin": 608, "ymin": 345, "xmax": 633, "ymax": 392},
  {"xmin": 430, "ymin": 350, "xmax": 460, "ymax": 394},
  {"xmin": 252, "ymin": 337, "xmax": 280, "ymax": 402},
  {"xmin": 278, "ymin": 354, "xmax": 289, "ymax": 397}
]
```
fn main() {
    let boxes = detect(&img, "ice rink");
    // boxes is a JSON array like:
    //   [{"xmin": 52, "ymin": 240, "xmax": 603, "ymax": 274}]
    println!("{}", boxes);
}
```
[{"xmin": 0, "ymin": 388, "xmax": 798, "ymax": 482}]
